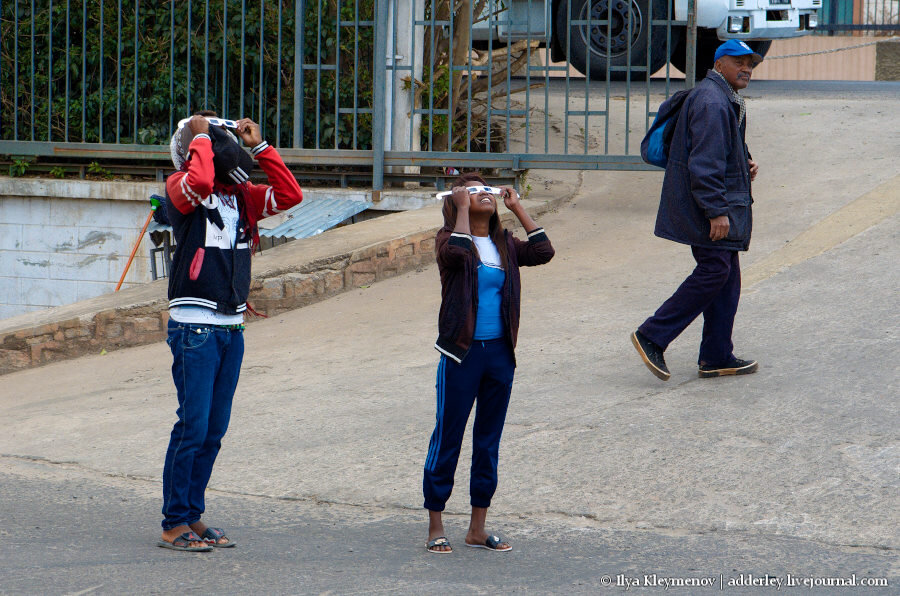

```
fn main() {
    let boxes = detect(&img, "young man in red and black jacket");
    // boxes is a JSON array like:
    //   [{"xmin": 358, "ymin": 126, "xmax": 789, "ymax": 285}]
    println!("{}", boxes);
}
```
[{"xmin": 158, "ymin": 114, "xmax": 302, "ymax": 552}]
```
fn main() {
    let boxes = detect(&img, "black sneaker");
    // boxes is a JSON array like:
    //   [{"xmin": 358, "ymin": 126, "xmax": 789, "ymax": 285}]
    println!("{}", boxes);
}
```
[
  {"xmin": 631, "ymin": 330, "xmax": 670, "ymax": 381},
  {"xmin": 698, "ymin": 357, "xmax": 758, "ymax": 378}
]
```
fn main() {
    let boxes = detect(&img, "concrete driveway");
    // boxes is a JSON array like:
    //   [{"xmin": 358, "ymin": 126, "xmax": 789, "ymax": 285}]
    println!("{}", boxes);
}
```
[{"xmin": 1, "ymin": 83, "xmax": 898, "ymax": 594}]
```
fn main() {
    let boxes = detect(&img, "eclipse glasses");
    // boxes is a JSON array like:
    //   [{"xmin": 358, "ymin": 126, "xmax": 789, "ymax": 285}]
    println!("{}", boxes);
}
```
[
  {"xmin": 177, "ymin": 116, "xmax": 240, "ymax": 130},
  {"xmin": 435, "ymin": 186, "xmax": 503, "ymax": 199}
]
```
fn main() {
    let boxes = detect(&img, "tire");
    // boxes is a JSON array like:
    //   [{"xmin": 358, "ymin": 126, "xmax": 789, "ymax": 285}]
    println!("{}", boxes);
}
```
[
  {"xmin": 671, "ymin": 31, "xmax": 773, "ymax": 75},
  {"xmin": 556, "ymin": 0, "xmax": 670, "ymax": 80}
]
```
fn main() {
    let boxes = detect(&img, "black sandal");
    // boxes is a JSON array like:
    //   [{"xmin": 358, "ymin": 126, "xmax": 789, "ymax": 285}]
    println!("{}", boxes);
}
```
[
  {"xmin": 200, "ymin": 526, "xmax": 236, "ymax": 548},
  {"xmin": 157, "ymin": 531, "xmax": 213, "ymax": 552},
  {"xmin": 426, "ymin": 536, "xmax": 453, "ymax": 554}
]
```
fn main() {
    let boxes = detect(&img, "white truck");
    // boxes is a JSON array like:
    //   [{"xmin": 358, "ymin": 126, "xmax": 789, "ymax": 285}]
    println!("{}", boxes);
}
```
[{"xmin": 474, "ymin": 0, "xmax": 820, "ymax": 79}]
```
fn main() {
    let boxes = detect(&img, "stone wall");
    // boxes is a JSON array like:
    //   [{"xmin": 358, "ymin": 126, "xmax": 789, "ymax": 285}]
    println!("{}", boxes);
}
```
[
  {"xmin": 875, "ymin": 39, "xmax": 900, "ymax": 81},
  {"xmin": 0, "ymin": 229, "xmax": 435, "ymax": 374}
]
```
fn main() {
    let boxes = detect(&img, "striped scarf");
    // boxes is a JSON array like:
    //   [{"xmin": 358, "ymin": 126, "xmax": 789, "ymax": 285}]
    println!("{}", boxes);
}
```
[{"xmin": 711, "ymin": 69, "xmax": 746, "ymax": 126}]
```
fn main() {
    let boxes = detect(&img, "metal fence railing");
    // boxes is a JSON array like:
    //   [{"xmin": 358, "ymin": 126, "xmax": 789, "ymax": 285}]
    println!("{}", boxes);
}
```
[
  {"xmin": 1, "ymin": 0, "xmax": 700, "ymax": 188},
  {"xmin": 818, "ymin": 0, "xmax": 900, "ymax": 33}
]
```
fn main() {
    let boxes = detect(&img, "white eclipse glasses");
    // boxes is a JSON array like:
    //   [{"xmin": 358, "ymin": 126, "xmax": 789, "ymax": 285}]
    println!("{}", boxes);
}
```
[
  {"xmin": 435, "ymin": 185, "xmax": 503, "ymax": 199},
  {"xmin": 177, "ymin": 116, "xmax": 240, "ymax": 130}
]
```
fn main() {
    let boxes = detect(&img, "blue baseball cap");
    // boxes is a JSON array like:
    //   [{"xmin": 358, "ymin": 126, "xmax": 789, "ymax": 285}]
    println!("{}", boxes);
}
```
[{"xmin": 714, "ymin": 39, "xmax": 763, "ymax": 64}]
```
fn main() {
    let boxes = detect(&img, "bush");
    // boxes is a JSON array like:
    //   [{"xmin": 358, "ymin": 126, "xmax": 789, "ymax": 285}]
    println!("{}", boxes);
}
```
[{"xmin": 0, "ymin": 1, "xmax": 375, "ymax": 150}]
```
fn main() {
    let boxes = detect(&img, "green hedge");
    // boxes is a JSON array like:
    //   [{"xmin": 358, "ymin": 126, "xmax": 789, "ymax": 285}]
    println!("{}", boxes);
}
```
[{"xmin": 0, "ymin": 0, "xmax": 375, "ymax": 150}]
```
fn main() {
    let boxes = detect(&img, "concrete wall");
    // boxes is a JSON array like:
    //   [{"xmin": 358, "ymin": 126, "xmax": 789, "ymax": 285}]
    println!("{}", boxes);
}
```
[{"xmin": 0, "ymin": 179, "xmax": 162, "ymax": 320}]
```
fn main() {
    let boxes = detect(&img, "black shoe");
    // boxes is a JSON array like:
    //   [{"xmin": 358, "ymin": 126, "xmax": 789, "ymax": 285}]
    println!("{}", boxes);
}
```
[
  {"xmin": 631, "ymin": 330, "xmax": 670, "ymax": 381},
  {"xmin": 698, "ymin": 357, "xmax": 758, "ymax": 378}
]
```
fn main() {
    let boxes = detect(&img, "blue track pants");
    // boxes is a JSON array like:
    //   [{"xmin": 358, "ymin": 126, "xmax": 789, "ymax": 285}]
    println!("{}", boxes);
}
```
[{"xmin": 423, "ymin": 339, "xmax": 515, "ymax": 512}]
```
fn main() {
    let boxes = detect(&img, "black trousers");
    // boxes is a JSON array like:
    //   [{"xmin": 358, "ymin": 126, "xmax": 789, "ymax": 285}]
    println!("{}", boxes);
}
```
[{"xmin": 638, "ymin": 246, "xmax": 741, "ymax": 366}]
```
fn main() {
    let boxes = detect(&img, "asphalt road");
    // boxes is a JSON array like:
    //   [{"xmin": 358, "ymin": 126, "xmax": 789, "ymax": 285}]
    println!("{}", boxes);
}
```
[{"xmin": 1, "ymin": 458, "xmax": 894, "ymax": 595}]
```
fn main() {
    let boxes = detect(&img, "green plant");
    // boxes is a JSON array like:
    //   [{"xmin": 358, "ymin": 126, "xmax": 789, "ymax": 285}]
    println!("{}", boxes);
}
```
[
  {"xmin": 0, "ymin": 1, "xmax": 376, "ymax": 151},
  {"xmin": 8, "ymin": 156, "xmax": 32, "ymax": 177},
  {"xmin": 87, "ymin": 161, "xmax": 113, "ymax": 180},
  {"xmin": 50, "ymin": 166, "xmax": 67, "ymax": 179}
]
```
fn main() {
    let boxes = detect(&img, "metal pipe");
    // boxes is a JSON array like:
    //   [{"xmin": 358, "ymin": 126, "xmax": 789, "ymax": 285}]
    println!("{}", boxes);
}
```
[
  {"xmin": 685, "ymin": 0, "xmax": 697, "ymax": 89},
  {"xmin": 372, "ymin": 0, "xmax": 389, "ymax": 190}
]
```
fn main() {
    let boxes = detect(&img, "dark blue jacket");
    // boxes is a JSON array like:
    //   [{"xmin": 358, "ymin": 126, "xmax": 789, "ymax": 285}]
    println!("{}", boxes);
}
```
[{"xmin": 654, "ymin": 70, "xmax": 753, "ymax": 251}]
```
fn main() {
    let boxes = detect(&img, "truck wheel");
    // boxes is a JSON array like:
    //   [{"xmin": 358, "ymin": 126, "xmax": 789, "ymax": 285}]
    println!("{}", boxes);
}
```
[
  {"xmin": 556, "ymin": 0, "xmax": 670, "ymax": 80},
  {"xmin": 671, "ymin": 31, "xmax": 772, "ymax": 75}
]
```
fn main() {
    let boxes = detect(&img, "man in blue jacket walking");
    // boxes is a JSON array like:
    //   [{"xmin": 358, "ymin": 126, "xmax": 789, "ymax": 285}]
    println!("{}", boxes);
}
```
[{"xmin": 631, "ymin": 40, "xmax": 762, "ymax": 381}]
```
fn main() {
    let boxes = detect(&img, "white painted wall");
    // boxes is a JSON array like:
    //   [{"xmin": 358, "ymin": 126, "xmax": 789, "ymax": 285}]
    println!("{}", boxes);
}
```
[{"xmin": 0, "ymin": 179, "xmax": 163, "ymax": 320}]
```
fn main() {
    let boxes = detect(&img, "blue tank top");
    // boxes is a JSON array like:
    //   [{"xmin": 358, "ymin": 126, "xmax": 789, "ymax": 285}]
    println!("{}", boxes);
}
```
[{"xmin": 474, "ymin": 263, "xmax": 506, "ymax": 340}]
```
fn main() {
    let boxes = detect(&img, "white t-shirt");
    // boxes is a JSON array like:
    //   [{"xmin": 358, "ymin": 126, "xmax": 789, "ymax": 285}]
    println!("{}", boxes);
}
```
[{"xmin": 473, "ymin": 235, "xmax": 503, "ymax": 269}]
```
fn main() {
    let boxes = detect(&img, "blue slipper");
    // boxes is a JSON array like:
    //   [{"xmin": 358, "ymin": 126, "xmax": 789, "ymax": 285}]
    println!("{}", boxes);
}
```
[
  {"xmin": 465, "ymin": 534, "xmax": 512, "ymax": 552},
  {"xmin": 157, "ymin": 531, "xmax": 213, "ymax": 552}
]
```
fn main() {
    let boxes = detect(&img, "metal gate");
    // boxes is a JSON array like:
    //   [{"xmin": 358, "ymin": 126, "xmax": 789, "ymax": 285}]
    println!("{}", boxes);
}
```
[
  {"xmin": 0, "ymin": 1, "xmax": 692, "ymax": 189},
  {"xmin": 818, "ymin": 0, "xmax": 899, "ymax": 33}
]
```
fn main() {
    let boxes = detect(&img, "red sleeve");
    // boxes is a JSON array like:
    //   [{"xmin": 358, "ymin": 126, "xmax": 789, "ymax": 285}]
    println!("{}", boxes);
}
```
[
  {"xmin": 165, "ymin": 135, "xmax": 215, "ymax": 214},
  {"xmin": 243, "ymin": 144, "xmax": 303, "ymax": 221}
]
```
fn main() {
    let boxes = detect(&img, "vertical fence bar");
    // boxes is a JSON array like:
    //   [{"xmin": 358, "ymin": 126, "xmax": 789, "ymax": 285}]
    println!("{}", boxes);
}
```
[
  {"xmin": 583, "ymin": 0, "xmax": 590, "ymax": 155},
  {"xmin": 239, "ymin": 0, "xmax": 245, "ymax": 118},
  {"xmin": 133, "ymin": 0, "xmax": 139, "ymax": 141},
  {"xmin": 47, "ymin": 0, "xmax": 53, "ymax": 141},
  {"xmin": 222, "ymin": 0, "xmax": 228, "ymax": 120},
  {"xmin": 187, "ymin": 0, "xmax": 193, "ymax": 116},
  {"xmin": 623, "ymin": 0, "xmax": 632, "ymax": 155},
  {"xmin": 603, "ymin": 0, "xmax": 611, "ymax": 153},
  {"xmin": 98, "ymin": 0, "xmax": 103, "ymax": 141},
  {"xmin": 486, "ymin": 0, "xmax": 494, "ymax": 153},
  {"xmin": 505, "ymin": 0, "xmax": 512, "ymax": 149},
  {"xmin": 353, "ymin": 0, "xmax": 360, "ymax": 149},
  {"xmin": 276, "ymin": 0, "xmax": 282, "ymax": 144},
  {"xmin": 204, "ymin": 0, "xmax": 209, "ymax": 109},
  {"xmin": 426, "ymin": 0, "xmax": 433, "ymax": 150},
  {"xmin": 372, "ymin": 0, "xmax": 388, "ymax": 190},
  {"xmin": 525, "ymin": 0, "xmax": 533, "ymax": 154},
  {"xmin": 30, "ymin": 0, "xmax": 35, "ymax": 140},
  {"xmin": 334, "ymin": 0, "xmax": 340, "ymax": 149},
  {"xmin": 447, "ymin": 0, "xmax": 453, "ymax": 153},
  {"xmin": 81, "ymin": 0, "xmax": 85, "ymax": 140},
  {"xmin": 13, "ymin": 0, "xmax": 19, "ymax": 140},
  {"xmin": 644, "ymin": 0, "xmax": 651, "ymax": 136},
  {"xmin": 258, "ymin": 0, "xmax": 264, "ymax": 135},
  {"xmin": 1, "ymin": 1, "xmax": 3, "ymax": 136},
  {"xmin": 466, "ymin": 0, "xmax": 473, "ymax": 153},
  {"xmin": 685, "ymin": 0, "xmax": 696, "ymax": 88},
  {"xmin": 315, "ymin": 0, "xmax": 321, "ymax": 148},
  {"xmin": 169, "ymin": 0, "xmax": 174, "ymax": 131},
  {"xmin": 116, "ymin": 0, "xmax": 122, "ymax": 143},
  {"xmin": 562, "ymin": 0, "xmax": 569, "ymax": 154},
  {"xmin": 293, "ymin": 0, "xmax": 304, "ymax": 148},
  {"xmin": 543, "ymin": 0, "xmax": 550, "ymax": 153}
]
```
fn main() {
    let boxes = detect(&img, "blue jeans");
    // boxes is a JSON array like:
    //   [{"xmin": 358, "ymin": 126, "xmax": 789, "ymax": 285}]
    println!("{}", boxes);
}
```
[
  {"xmin": 162, "ymin": 320, "xmax": 244, "ymax": 530},
  {"xmin": 423, "ymin": 339, "xmax": 516, "ymax": 512},
  {"xmin": 638, "ymin": 247, "xmax": 741, "ymax": 366}
]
